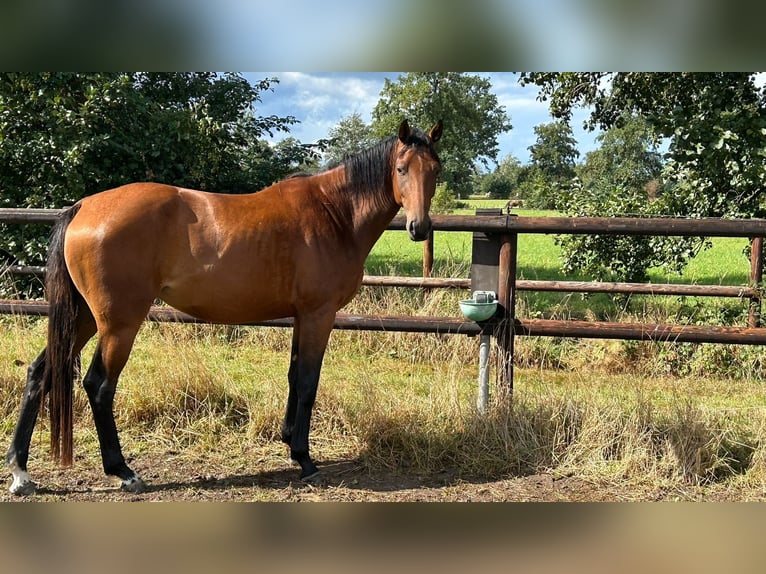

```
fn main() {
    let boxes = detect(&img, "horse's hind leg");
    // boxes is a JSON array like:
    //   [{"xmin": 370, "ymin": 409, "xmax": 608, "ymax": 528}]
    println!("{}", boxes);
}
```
[
  {"xmin": 6, "ymin": 308, "xmax": 96, "ymax": 495},
  {"xmin": 281, "ymin": 326, "xmax": 301, "ymax": 447},
  {"xmin": 5, "ymin": 351, "xmax": 47, "ymax": 495},
  {"xmin": 83, "ymin": 325, "xmax": 145, "ymax": 493}
]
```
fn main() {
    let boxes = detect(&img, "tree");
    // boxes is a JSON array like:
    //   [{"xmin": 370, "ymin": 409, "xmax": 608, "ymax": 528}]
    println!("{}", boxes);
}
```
[
  {"xmin": 243, "ymin": 137, "xmax": 324, "ymax": 188},
  {"xmin": 0, "ymin": 73, "xmax": 309, "ymax": 294},
  {"xmin": 525, "ymin": 121, "xmax": 579, "ymax": 209},
  {"xmin": 576, "ymin": 115, "xmax": 663, "ymax": 195},
  {"xmin": 478, "ymin": 154, "xmax": 525, "ymax": 200},
  {"xmin": 529, "ymin": 121, "xmax": 579, "ymax": 181},
  {"xmin": 371, "ymin": 73, "xmax": 512, "ymax": 198},
  {"xmin": 520, "ymin": 72, "xmax": 766, "ymax": 218},
  {"xmin": 479, "ymin": 170, "xmax": 513, "ymax": 200},
  {"xmin": 496, "ymin": 154, "xmax": 525, "ymax": 188},
  {"xmin": 323, "ymin": 112, "xmax": 375, "ymax": 166},
  {"xmin": 0, "ymin": 73, "xmax": 299, "ymax": 207},
  {"xmin": 559, "ymin": 116, "xmax": 669, "ymax": 281},
  {"xmin": 520, "ymin": 72, "xmax": 766, "ymax": 279}
]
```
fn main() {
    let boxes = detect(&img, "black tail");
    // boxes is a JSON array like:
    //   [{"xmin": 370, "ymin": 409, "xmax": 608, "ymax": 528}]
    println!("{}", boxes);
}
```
[{"xmin": 43, "ymin": 204, "xmax": 82, "ymax": 467}]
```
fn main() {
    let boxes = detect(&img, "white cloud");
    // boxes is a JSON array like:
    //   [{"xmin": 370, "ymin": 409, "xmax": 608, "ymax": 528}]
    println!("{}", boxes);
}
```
[{"xmin": 277, "ymin": 72, "xmax": 385, "ymax": 121}]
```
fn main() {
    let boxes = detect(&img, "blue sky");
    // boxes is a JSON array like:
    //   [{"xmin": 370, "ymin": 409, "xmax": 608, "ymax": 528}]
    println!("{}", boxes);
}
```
[{"xmin": 243, "ymin": 72, "xmax": 601, "ymax": 167}]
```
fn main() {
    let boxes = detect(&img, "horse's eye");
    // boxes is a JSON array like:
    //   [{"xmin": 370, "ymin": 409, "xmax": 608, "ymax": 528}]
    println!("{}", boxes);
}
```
[{"xmin": 397, "ymin": 166, "xmax": 406, "ymax": 176}]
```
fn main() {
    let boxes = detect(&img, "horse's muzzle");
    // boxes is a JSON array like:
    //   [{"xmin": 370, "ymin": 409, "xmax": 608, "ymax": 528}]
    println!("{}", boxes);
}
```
[{"xmin": 407, "ymin": 217, "xmax": 432, "ymax": 242}]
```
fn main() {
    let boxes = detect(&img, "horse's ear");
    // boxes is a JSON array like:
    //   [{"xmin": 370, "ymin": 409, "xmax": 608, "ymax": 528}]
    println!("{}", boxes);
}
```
[
  {"xmin": 429, "ymin": 120, "xmax": 443, "ymax": 144},
  {"xmin": 398, "ymin": 119, "xmax": 411, "ymax": 143}
]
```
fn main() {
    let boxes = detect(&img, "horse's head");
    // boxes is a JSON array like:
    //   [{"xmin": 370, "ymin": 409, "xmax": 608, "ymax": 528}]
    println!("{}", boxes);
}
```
[{"xmin": 392, "ymin": 119, "xmax": 443, "ymax": 241}]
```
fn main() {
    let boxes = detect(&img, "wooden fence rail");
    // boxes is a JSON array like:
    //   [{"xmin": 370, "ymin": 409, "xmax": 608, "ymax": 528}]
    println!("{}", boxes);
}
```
[
  {"xmin": 3, "ymin": 267, "xmax": 760, "ymax": 300},
  {"xmin": 5, "ymin": 208, "xmax": 766, "ymax": 236},
  {"xmin": 3, "ymin": 299, "xmax": 764, "ymax": 345}
]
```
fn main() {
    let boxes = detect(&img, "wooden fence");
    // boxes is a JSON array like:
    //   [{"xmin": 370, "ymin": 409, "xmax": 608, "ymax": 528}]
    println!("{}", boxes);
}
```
[{"xmin": 1, "ymin": 207, "xmax": 765, "ymax": 396}]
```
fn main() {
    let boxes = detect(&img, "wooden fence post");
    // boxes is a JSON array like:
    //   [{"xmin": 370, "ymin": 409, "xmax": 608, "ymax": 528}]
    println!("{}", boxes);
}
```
[
  {"xmin": 423, "ymin": 230, "xmax": 434, "ymax": 278},
  {"xmin": 749, "ymin": 236, "xmax": 763, "ymax": 328},
  {"xmin": 496, "ymin": 231, "xmax": 518, "ymax": 397}
]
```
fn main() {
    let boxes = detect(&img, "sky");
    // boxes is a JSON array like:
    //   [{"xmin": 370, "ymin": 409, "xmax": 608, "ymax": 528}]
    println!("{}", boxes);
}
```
[{"xmin": 243, "ymin": 72, "xmax": 601, "ymax": 167}]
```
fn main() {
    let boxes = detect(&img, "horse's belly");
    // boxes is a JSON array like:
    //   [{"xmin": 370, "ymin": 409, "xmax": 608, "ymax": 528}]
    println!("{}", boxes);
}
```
[{"xmin": 159, "ymin": 279, "xmax": 295, "ymax": 324}]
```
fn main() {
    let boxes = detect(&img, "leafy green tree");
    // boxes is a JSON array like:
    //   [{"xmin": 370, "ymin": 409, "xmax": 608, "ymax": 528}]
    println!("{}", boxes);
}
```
[
  {"xmin": 525, "ymin": 121, "xmax": 579, "ymax": 209},
  {"xmin": 479, "ymin": 171, "xmax": 514, "ymax": 200},
  {"xmin": 576, "ymin": 115, "xmax": 663, "ymax": 194},
  {"xmin": 0, "ymin": 73, "xmax": 299, "ymax": 208},
  {"xmin": 486, "ymin": 155, "xmax": 538, "ymax": 204},
  {"xmin": 559, "ymin": 116, "xmax": 681, "ymax": 281},
  {"xmin": 529, "ymin": 121, "xmax": 579, "ymax": 182},
  {"xmin": 244, "ymin": 137, "xmax": 324, "ymax": 187},
  {"xmin": 520, "ymin": 72, "xmax": 766, "ymax": 279},
  {"xmin": 371, "ymin": 72, "xmax": 512, "ymax": 198},
  {"xmin": 476, "ymin": 155, "xmax": 522, "ymax": 200},
  {"xmin": 430, "ymin": 183, "xmax": 458, "ymax": 214},
  {"xmin": 0, "ymin": 72, "xmax": 308, "ymax": 294},
  {"xmin": 323, "ymin": 112, "xmax": 375, "ymax": 166},
  {"xmin": 496, "ymin": 154, "xmax": 525, "ymax": 189},
  {"xmin": 521, "ymin": 72, "xmax": 766, "ymax": 219}
]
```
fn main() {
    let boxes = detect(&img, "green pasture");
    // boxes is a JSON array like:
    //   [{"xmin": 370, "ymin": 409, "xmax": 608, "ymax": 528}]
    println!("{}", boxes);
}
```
[{"xmin": 367, "ymin": 202, "xmax": 753, "ymax": 323}]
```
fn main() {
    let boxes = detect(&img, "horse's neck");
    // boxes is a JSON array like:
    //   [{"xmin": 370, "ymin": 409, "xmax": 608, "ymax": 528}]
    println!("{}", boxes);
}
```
[
  {"xmin": 319, "ymin": 169, "xmax": 399, "ymax": 257},
  {"xmin": 352, "ymin": 190, "xmax": 400, "ymax": 257}
]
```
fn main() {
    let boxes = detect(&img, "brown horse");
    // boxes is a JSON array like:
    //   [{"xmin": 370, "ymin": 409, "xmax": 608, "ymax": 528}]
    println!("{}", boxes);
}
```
[{"xmin": 6, "ymin": 119, "xmax": 442, "ymax": 495}]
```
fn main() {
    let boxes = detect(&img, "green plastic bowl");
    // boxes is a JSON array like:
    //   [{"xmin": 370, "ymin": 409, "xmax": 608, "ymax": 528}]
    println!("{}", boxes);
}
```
[{"xmin": 459, "ymin": 299, "xmax": 498, "ymax": 321}]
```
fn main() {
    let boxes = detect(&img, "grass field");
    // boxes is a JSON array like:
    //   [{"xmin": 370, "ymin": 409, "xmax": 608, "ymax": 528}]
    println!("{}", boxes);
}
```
[
  {"xmin": 2, "ymin": 314, "xmax": 766, "ymax": 500},
  {"xmin": 371, "ymin": 201, "xmax": 751, "ymax": 284},
  {"xmin": 1, "ymin": 202, "xmax": 765, "ymax": 500},
  {"xmin": 367, "ymin": 203, "xmax": 753, "ymax": 325}
]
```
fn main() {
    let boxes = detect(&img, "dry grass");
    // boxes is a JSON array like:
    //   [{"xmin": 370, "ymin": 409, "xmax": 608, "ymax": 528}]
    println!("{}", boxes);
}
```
[{"xmin": 2, "ymin": 298, "xmax": 766, "ymax": 499}]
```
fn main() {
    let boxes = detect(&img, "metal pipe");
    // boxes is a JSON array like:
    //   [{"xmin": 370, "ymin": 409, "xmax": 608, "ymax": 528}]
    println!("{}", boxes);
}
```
[{"xmin": 477, "ymin": 334, "xmax": 490, "ymax": 414}]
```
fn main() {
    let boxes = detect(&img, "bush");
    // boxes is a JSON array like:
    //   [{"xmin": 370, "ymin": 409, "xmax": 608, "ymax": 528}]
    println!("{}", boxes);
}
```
[{"xmin": 431, "ymin": 182, "xmax": 458, "ymax": 214}]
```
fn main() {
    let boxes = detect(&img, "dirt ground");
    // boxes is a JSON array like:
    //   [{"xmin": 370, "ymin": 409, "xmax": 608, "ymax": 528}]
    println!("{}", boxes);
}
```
[
  {"xmin": 2, "ymin": 446, "xmax": 759, "ymax": 502},
  {"xmin": 0, "ymin": 462, "xmax": 619, "ymax": 502}
]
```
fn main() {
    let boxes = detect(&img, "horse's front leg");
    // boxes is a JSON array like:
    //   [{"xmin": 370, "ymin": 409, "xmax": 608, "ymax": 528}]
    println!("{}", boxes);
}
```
[
  {"xmin": 281, "ymin": 326, "xmax": 300, "ymax": 448},
  {"xmin": 288, "ymin": 310, "xmax": 335, "ymax": 483}
]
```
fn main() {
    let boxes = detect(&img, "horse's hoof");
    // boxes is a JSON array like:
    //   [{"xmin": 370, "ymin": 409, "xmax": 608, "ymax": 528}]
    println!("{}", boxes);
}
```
[
  {"xmin": 300, "ymin": 471, "xmax": 325, "ymax": 487},
  {"xmin": 9, "ymin": 479, "xmax": 37, "ymax": 496},
  {"xmin": 120, "ymin": 476, "xmax": 147, "ymax": 494}
]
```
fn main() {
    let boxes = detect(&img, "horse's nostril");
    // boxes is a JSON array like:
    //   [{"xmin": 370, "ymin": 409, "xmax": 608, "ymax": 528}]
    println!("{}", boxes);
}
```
[{"xmin": 407, "ymin": 219, "xmax": 431, "ymax": 241}]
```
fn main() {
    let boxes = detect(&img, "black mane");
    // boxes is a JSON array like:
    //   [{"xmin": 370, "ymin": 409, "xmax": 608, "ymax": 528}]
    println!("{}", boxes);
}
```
[
  {"xmin": 342, "ymin": 127, "xmax": 438, "ymax": 198},
  {"xmin": 287, "ymin": 127, "xmax": 439, "ymax": 200}
]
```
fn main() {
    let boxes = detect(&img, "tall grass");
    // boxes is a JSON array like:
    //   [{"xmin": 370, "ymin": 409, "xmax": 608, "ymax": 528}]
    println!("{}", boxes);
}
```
[{"xmin": 2, "ymin": 308, "xmax": 766, "ymax": 496}]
